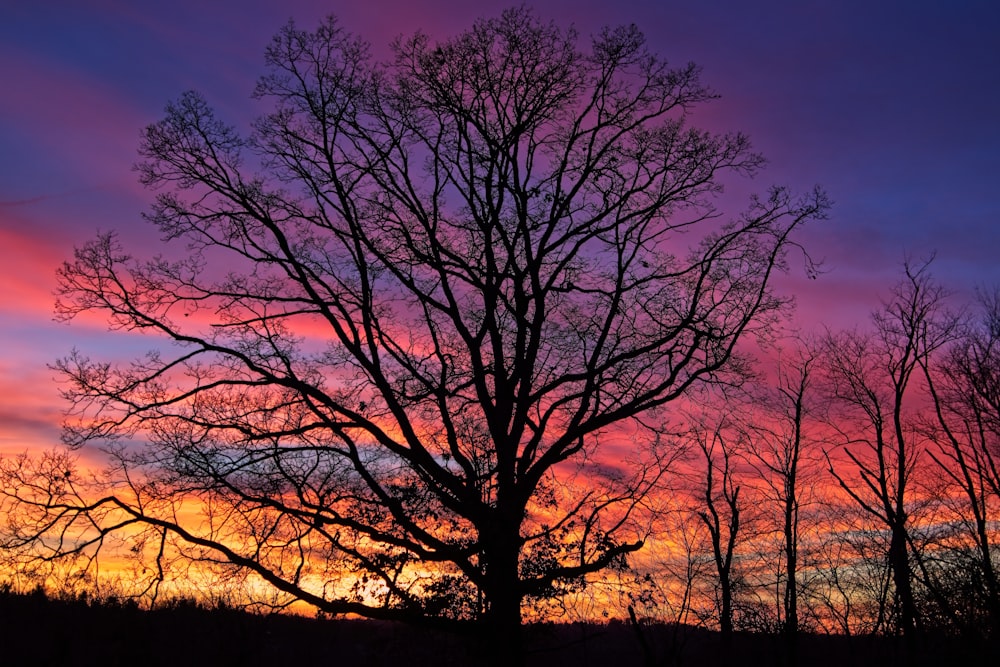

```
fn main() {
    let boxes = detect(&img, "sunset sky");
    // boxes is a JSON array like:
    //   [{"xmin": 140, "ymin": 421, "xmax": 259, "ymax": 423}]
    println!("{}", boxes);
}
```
[{"xmin": 2, "ymin": 0, "xmax": 999, "ymax": 459}]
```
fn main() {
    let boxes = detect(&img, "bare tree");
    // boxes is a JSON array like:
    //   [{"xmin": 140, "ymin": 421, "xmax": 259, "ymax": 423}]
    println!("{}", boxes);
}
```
[
  {"xmin": 743, "ymin": 338, "xmax": 821, "ymax": 662},
  {"xmin": 0, "ymin": 8, "xmax": 825, "ymax": 664},
  {"xmin": 922, "ymin": 287, "xmax": 1000, "ymax": 636},
  {"xmin": 823, "ymin": 259, "xmax": 957, "ymax": 643},
  {"xmin": 687, "ymin": 412, "xmax": 747, "ymax": 662}
]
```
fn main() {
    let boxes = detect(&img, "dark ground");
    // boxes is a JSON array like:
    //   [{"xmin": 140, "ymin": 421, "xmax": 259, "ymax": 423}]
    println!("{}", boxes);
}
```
[{"xmin": 0, "ymin": 589, "xmax": 995, "ymax": 666}]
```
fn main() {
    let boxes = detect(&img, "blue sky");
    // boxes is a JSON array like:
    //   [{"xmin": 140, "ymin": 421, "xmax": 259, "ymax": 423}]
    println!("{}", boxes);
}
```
[{"xmin": 2, "ymin": 0, "xmax": 999, "ymax": 454}]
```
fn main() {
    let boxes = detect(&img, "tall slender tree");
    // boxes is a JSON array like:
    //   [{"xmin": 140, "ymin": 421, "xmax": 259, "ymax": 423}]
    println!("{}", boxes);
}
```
[
  {"xmin": 824, "ymin": 259, "xmax": 956, "ymax": 643},
  {"xmin": 689, "ymin": 414, "xmax": 745, "ymax": 662},
  {"xmin": 745, "ymin": 339, "xmax": 821, "ymax": 663}
]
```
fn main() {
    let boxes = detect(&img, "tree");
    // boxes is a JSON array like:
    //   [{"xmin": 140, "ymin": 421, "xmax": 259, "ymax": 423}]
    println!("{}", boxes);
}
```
[
  {"xmin": 923, "ymin": 287, "xmax": 1000, "ymax": 636},
  {"xmin": 743, "ymin": 339, "xmax": 822, "ymax": 663},
  {"xmin": 687, "ymin": 412, "xmax": 747, "ymax": 662},
  {"xmin": 823, "ymin": 259, "xmax": 957, "ymax": 643},
  {"xmin": 0, "ymin": 8, "xmax": 826, "ymax": 664}
]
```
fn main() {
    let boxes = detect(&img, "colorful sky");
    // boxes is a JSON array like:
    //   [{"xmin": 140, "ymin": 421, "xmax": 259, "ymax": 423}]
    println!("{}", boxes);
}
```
[{"xmin": 2, "ymin": 0, "xmax": 999, "ymax": 458}]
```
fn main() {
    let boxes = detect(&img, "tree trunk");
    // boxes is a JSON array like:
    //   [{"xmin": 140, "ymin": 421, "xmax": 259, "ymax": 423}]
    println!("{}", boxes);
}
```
[
  {"xmin": 719, "ymin": 576, "xmax": 733, "ymax": 638},
  {"xmin": 973, "ymin": 511, "xmax": 1000, "ymax": 638},
  {"xmin": 719, "ymin": 571, "xmax": 734, "ymax": 667},
  {"xmin": 784, "ymin": 496, "xmax": 798, "ymax": 666},
  {"xmin": 481, "ymin": 529, "xmax": 524, "ymax": 667},
  {"xmin": 888, "ymin": 522, "xmax": 917, "ymax": 641}
]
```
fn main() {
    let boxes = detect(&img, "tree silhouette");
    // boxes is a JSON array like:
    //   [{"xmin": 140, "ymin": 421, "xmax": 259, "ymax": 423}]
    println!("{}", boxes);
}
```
[
  {"xmin": 0, "ymin": 8, "xmax": 826, "ymax": 664},
  {"xmin": 923, "ymin": 288, "xmax": 1000, "ymax": 636},
  {"xmin": 743, "ymin": 339, "xmax": 822, "ymax": 664},
  {"xmin": 823, "ymin": 259, "xmax": 958, "ymax": 645},
  {"xmin": 693, "ymin": 416, "xmax": 744, "ymax": 660}
]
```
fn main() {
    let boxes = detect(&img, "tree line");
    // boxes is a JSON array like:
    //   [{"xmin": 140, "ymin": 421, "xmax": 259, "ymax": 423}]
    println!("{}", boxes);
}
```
[{"xmin": 618, "ymin": 258, "xmax": 1000, "ymax": 665}]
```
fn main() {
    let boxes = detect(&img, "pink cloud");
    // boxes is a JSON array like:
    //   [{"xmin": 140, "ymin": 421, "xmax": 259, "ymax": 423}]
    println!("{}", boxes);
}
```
[{"xmin": 0, "ymin": 218, "xmax": 65, "ymax": 320}]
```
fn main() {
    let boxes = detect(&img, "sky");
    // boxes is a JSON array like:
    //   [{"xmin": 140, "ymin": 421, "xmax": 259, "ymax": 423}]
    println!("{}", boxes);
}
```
[{"xmin": 2, "ymin": 0, "xmax": 999, "ymax": 458}]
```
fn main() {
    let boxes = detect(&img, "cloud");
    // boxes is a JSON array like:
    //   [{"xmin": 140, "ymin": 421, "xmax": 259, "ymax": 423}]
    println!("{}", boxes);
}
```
[
  {"xmin": 0, "ymin": 221, "xmax": 66, "ymax": 320},
  {"xmin": 0, "ymin": 358, "xmax": 63, "ymax": 455},
  {"xmin": 0, "ymin": 196, "xmax": 51, "ymax": 208}
]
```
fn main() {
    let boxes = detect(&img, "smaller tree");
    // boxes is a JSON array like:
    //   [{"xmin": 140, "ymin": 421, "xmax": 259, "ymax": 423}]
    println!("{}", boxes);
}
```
[
  {"xmin": 923, "ymin": 288, "xmax": 1000, "ymax": 636},
  {"xmin": 686, "ymin": 411, "xmax": 746, "ymax": 659},
  {"xmin": 823, "ymin": 258, "xmax": 958, "ymax": 641},
  {"xmin": 743, "ymin": 338, "xmax": 822, "ymax": 661}
]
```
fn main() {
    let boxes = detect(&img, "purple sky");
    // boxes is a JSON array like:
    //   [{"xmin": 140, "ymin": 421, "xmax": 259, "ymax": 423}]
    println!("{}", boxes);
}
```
[{"xmin": 2, "ymin": 0, "xmax": 999, "ymax": 455}]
